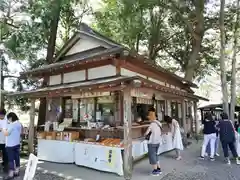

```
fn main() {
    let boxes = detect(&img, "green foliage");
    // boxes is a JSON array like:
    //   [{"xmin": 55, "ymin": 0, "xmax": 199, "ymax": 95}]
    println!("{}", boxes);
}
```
[
  {"xmin": 0, "ymin": 0, "xmax": 91, "ymax": 110},
  {"xmin": 94, "ymin": 0, "xmax": 238, "ymax": 81}
]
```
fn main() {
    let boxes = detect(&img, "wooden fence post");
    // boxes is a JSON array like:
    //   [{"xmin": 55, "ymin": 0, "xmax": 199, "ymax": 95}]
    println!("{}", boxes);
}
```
[
  {"xmin": 123, "ymin": 87, "xmax": 132, "ymax": 180},
  {"xmin": 28, "ymin": 99, "xmax": 35, "ymax": 154}
]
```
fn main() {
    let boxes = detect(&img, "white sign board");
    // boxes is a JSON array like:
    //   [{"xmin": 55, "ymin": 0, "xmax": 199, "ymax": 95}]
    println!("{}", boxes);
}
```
[{"xmin": 24, "ymin": 153, "xmax": 38, "ymax": 180}]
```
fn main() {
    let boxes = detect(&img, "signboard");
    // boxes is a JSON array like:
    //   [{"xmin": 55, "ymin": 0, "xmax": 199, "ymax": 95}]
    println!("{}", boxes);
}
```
[
  {"xmin": 72, "ymin": 92, "xmax": 110, "ymax": 99},
  {"xmin": 24, "ymin": 153, "xmax": 38, "ymax": 180},
  {"xmin": 131, "ymin": 88, "xmax": 153, "ymax": 99}
]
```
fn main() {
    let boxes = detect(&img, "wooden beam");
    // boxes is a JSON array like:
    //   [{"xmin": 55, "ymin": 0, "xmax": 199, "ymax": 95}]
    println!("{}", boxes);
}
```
[
  {"xmin": 193, "ymin": 101, "xmax": 199, "ymax": 134},
  {"xmin": 123, "ymin": 87, "xmax": 132, "ymax": 180},
  {"xmin": 182, "ymin": 100, "xmax": 187, "ymax": 133},
  {"xmin": 28, "ymin": 99, "xmax": 36, "ymax": 154}
]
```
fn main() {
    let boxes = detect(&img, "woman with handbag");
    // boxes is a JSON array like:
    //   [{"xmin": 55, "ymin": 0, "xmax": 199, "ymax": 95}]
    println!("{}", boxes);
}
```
[
  {"xmin": 144, "ymin": 107, "xmax": 162, "ymax": 176},
  {"xmin": 164, "ymin": 115, "xmax": 183, "ymax": 160}
]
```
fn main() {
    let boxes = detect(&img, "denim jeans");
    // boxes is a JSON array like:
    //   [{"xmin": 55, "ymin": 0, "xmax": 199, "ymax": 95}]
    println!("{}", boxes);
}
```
[
  {"xmin": 6, "ymin": 144, "xmax": 20, "ymax": 170},
  {"xmin": 0, "ymin": 143, "xmax": 8, "ymax": 169}
]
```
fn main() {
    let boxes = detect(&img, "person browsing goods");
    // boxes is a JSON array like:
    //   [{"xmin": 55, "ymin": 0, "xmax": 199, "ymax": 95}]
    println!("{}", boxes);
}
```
[{"xmin": 144, "ymin": 107, "xmax": 162, "ymax": 176}]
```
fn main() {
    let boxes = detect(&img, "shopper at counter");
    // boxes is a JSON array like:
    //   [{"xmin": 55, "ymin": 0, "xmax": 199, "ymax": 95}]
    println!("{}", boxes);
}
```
[
  {"xmin": 144, "ymin": 107, "xmax": 162, "ymax": 176},
  {"xmin": 164, "ymin": 116, "xmax": 183, "ymax": 160}
]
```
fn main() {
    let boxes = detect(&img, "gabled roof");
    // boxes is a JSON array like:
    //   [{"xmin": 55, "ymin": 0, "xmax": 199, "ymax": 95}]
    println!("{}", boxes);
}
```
[
  {"xmin": 54, "ymin": 23, "xmax": 123, "ymax": 62},
  {"xmin": 21, "ymin": 23, "xmax": 197, "ymax": 88},
  {"xmin": 21, "ymin": 47, "xmax": 123, "ymax": 76}
]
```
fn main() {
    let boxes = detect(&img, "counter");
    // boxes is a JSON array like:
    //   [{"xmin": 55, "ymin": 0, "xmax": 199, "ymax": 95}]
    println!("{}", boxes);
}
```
[
  {"xmin": 37, "ymin": 139, "xmax": 75, "ymax": 163},
  {"xmin": 65, "ymin": 123, "xmax": 170, "ymax": 139},
  {"xmin": 37, "ymin": 132, "xmax": 173, "ymax": 176}
]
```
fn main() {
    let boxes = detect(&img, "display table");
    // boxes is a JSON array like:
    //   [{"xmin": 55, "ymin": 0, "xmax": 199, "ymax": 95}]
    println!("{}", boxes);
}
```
[
  {"xmin": 132, "ymin": 133, "xmax": 173, "ymax": 159},
  {"xmin": 74, "ymin": 143, "xmax": 123, "ymax": 176},
  {"xmin": 37, "ymin": 133, "xmax": 174, "ymax": 176},
  {"xmin": 37, "ymin": 139, "xmax": 75, "ymax": 163}
]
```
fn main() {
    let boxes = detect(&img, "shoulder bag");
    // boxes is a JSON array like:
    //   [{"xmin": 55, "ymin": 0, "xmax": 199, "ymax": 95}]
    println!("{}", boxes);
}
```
[{"xmin": 145, "ymin": 121, "xmax": 162, "ymax": 140}]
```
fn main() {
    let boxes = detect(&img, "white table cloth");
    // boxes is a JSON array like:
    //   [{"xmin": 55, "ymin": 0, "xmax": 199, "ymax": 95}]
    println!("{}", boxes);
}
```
[
  {"xmin": 37, "ymin": 139, "xmax": 75, "ymax": 163},
  {"xmin": 37, "ymin": 133, "xmax": 174, "ymax": 176},
  {"xmin": 74, "ymin": 143, "xmax": 123, "ymax": 176}
]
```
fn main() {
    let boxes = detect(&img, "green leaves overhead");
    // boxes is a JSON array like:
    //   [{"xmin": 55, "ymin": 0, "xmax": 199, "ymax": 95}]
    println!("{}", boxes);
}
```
[
  {"xmin": 94, "ymin": 0, "xmax": 240, "ymax": 81},
  {"xmin": 0, "ymin": 0, "xmax": 91, "ymax": 110}
]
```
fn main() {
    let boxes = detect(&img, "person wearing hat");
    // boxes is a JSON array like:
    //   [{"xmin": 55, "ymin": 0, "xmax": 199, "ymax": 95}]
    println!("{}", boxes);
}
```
[{"xmin": 0, "ymin": 108, "xmax": 8, "ymax": 172}]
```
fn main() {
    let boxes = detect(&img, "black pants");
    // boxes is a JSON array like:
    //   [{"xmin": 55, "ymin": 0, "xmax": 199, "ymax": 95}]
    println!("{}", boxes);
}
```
[
  {"xmin": 221, "ymin": 141, "xmax": 238, "ymax": 158},
  {"xmin": 0, "ymin": 143, "xmax": 8, "ymax": 169}
]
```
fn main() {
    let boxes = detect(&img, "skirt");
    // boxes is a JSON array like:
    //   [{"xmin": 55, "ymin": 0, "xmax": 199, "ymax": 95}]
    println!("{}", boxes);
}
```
[{"xmin": 172, "ymin": 128, "xmax": 184, "ymax": 150}]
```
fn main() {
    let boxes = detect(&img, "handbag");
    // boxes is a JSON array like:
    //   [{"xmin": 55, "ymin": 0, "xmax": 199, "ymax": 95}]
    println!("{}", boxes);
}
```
[
  {"xmin": 145, "ymin": 132, "xmax": 151, "ymax": 140},
  {"xmin": 145, "ymin": 121, "xmax": 162, "ymax": 140}
]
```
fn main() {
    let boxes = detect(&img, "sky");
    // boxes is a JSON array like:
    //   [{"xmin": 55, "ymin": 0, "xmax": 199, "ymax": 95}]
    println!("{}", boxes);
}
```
[{"xmin": 3, "ymin": 0, "xmax": 235, "ymax": 106}]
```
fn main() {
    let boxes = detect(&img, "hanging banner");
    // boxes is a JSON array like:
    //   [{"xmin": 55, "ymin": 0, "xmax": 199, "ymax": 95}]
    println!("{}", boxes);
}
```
[
  {"xmin": 72, "ymin": 92, "xmax": 110, "ymax": 99},
  {"xmin": 131, "ymin": 88, "xmax": 153, "ymax": 99}
]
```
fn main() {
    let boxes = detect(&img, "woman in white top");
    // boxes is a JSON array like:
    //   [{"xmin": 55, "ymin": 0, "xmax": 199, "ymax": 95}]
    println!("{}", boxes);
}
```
[
  {"xmin": 164, "ymin": 115, "xmax": 183, "ymax": 160},
  {"xmin": 1, "ymin": 112, "xmax": 22, "ymax": 180},
  {"xmin": 144, "ymin": 108, "xmax": 162, "ymax": 176}
]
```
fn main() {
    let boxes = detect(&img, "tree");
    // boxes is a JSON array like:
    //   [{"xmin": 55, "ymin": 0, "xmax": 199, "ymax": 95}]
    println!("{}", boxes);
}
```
[
  {"xmin": 36, "ymin": 0, "xmax": 62, "ymax": 126},
  {"xmin": 94, "ymin": 0, "xmax": 219, "ymax": 82},
  {"xmin": 230, "ymin": 0, "xmax": 240, "ymax": 121},
  {"xmin": 0, "ymin": 0, "xmax": 29, "ymax": 108},
  {"xmin": 219, "ymin": 0, "xmax": 229, "ymax": 114},
  {"xmin": 24, "ymin": 0, "xmax": 91, "ymax": 126},
  {"xmin": 0, "ymin": 0, "xmax": 91, "ymax": 115}
]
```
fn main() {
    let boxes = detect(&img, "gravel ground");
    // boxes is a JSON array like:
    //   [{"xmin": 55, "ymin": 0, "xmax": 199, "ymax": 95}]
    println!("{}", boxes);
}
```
[{"xmin": 1, "ymin": 140, "xmax": 240, "ymax": 180}]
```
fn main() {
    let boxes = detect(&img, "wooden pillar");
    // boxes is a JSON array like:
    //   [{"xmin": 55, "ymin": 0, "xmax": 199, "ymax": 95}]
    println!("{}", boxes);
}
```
[
  {"xmin": 193, "ymin": 101, "xmax": 199, "ymax": 134},
  {"xmin": 123, "ymin": 87, "xmax": 132, "ymax": 180},
  {"xmin": 182, "ymin": 100, "xmax": 187, "ymax": 133},
  {"xmin": 28, "ymin": 99, "xmax": 35, "ymax": 154}
]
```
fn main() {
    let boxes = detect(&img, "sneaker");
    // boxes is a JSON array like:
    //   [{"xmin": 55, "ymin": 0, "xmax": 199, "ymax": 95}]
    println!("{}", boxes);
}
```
[
  {"xmin": 176, "ymin": 156, "xmax": 182, "ymax": 160},
  {"xmin": 226, "ymin": 158, "xmax": 231, "ymax": 165},
  {"xmin": 205, "ymin": 153, "xmax": 209, "ymax": 157},
  {"xmin": 199, "ymin": 156, "xmax": 204, "ymax": 160},
  {"xmin": 157, "ymin": 168, "xmax": 162, "ymax": 174},
  {"xmin": 151, "ymin": 169, "xmax": 160, "ymax": 176},
  {"xmin": 215, "ymin": 153, "xmax": 220, "ymax": 157},
  {"xmin": 236, "ymin": 158, "xmax": 240, "ymax": 165},
  {"xmin": 210, "ymin": 157, "xmax": 215, "ymax": 161}
]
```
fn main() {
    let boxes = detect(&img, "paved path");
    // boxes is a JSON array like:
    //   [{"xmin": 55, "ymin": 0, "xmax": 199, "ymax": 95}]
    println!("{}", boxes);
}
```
[{"xmin": 1, "ymin": 141, "xmax": 240, "ymax": 180}]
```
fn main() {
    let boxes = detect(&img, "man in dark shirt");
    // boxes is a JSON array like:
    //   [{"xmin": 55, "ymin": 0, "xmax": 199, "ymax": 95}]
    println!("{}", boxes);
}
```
[
  {"xmin": 217, "ymin": 113, "xmax": 240, "ymax": 165},
  {"xmin": 200, "ymin": 112, "xmax": 217, "ymax": 161}
]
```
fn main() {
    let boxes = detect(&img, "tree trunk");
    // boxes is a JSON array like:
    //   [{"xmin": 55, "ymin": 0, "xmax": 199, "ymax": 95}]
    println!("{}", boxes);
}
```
[
  {"xmin": 184, "ymin": 0, "xmax": 204, "ymax": 81},
  {"xmin": 230, "ymin": 0, "xmax": 240, "ymax": 121},
  {"xmin": 219, "ymin": 0, "xmax": 229, "ymax": 115},
  {"xmin": 184, "ymin": 40, "xmax": 202, "ymax": 81},
  {"xmin": 37, "ymin": 0, "xmax": 62, "ymax": 127}
]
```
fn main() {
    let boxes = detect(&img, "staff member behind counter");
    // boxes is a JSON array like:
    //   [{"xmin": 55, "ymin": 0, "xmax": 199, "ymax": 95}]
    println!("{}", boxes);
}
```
[{"xmin": 1, "ymin": 112, "xmax": 22, "ymax": 180}]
